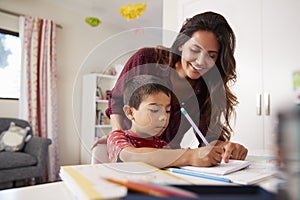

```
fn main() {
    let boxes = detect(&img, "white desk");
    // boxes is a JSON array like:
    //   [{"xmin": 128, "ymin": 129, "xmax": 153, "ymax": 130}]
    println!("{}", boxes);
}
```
[
  {"xmin": 0, "ymin": 177, "xmax": 282, "ymax": 200},
  {"xmin": 0, "ymin": 182, "xmax": 73, "ymax": 200},
  {"xmin": 0, "ymin": 155, "xmax": 284, "ymax": 200}
]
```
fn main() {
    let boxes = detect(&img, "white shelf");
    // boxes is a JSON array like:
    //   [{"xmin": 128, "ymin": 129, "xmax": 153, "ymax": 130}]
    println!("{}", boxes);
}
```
[
  {"xmin": 80, "ymin": 73, "xmax": 117, "ymax": 164},
  {"xmin": 95, "ymin": 99, "xmax": 109, "ymax": 103},
  {"xmin": 92, "ymin": 73, "xmax": 117, "ymax": 79},
  {"xmin": 95, "ymin": 124, "xmax": 112, "ymax": 129}
]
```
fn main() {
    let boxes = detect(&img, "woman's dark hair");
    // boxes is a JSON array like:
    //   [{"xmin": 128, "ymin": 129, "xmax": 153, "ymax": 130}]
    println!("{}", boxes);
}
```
[{"xmin": 158, "ymin": 11, "xmax": 238, "ymax": 141}]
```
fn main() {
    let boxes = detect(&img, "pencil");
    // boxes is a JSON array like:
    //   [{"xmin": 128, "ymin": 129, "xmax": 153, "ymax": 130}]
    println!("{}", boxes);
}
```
[
  {"xmin": 168, "ymin": 168, "xmax": 231, "ymax": 183},
  {"xmin": 104, "ymin": 178, "xmax": 167, "ymax": 197},
  {"xmin": 180, "ymin": 106, "xmax": 209, "ymax": 145},
  {"xmin": 104, "ymin": 178, "xmax": 198, "ymax": 198}
]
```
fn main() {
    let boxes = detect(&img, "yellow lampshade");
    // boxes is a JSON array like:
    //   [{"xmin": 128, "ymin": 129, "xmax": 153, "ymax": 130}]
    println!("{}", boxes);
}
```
[{"xmin": 119, "ymin": 3, "xmax": 147, "ymax": 21}]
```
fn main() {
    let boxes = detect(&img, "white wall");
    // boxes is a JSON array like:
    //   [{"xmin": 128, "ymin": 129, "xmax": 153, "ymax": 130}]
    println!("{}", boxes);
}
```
[
  {"xmin": 0, "ymin": 100, "xmax": 19, "ymax": 117},
  {"xmin": 162, "ymin": 0, "xmax": 179, "ymax": 46},
  {"xmin": 0, "ymin": 0, "xmax": 125, "ymax": 165}
]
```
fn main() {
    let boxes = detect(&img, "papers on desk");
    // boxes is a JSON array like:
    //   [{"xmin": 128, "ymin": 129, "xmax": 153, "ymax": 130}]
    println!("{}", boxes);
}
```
[
  {"xmin": 172, "ymin": 159, "xmax": 276, "ymax": 185},
  {"xmin": 60, "ymin": 162, "xmax": 190, "ymax": 199},
  {"xmin": 60, "ymin": 158, "xmax": 277, "ymax": 199},
  {"xmin": 223, "ymin": 165, "xmax": 275, "ymax": 185}
]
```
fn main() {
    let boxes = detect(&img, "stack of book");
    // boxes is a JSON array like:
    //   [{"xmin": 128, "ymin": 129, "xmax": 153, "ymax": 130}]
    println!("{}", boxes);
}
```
[{"xmin": 59, "ymin": 162, "xmax": 191, "ymax": 199}]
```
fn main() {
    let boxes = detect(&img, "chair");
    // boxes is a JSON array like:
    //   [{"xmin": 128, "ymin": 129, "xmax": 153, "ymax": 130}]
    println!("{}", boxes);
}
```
[
  {"xmin": 91, "ymin": 144, "xmax": 109, "ymax": 164},
  {"xmin": 0, "ymin": 118, "xmax": 52, "ymax": 189}
]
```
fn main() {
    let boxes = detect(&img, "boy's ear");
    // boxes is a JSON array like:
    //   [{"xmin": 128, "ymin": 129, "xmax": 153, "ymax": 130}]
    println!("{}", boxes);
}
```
[{"xmin": 123, "ymin": 105, "xmax": 134, "ymax": 120}]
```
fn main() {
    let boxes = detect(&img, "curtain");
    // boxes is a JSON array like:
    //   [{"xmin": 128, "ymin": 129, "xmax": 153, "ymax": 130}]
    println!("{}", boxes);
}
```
[{"xmin": 19, "ymin": 16, "xmax": 59, "ymax": 182}]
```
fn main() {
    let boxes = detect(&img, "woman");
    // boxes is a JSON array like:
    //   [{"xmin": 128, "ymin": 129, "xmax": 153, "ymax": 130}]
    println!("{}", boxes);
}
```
[{"xmin": 94, "ymin": 11, "xmax": 248, "ymax": 162}]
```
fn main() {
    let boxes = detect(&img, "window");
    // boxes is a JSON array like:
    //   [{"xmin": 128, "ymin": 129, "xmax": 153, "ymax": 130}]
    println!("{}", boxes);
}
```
[{"xmin": 0, "ymin": 29, "xmax": 21, "ymax": 99}]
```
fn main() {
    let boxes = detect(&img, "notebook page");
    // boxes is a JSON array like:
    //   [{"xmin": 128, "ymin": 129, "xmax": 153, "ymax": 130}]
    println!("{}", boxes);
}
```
[
  {"xmin": 223, "ymin": 166, "xmax": 275, "ymax": 185},
  {"xmin": 180, "ymin": 160, "xmax": 251, "ymax": 175},
  {"xmin": 224, "ymin": 155, "xmax": 277, "ymax": 185}
]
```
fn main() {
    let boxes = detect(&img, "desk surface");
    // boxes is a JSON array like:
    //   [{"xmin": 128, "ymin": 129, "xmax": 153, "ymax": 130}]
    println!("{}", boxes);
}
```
[
  {"xmin": 0, "ymin": 180, "xmax": 280, "ymax": 200},
  {"xmin": 0, "ymin": 182, "xmax": 72, "ymax": 200},
  {"xmin": 0, "ymin": 154, "xmax": 283, "ymax": 200}
]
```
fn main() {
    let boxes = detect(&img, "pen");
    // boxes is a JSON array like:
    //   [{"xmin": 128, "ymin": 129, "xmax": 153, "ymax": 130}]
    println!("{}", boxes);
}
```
[
  {"xmin": 180, "ymin": 106, "xmax": 209, "ymax": 145},
  {"xmin": 104, "ymin": 177, "xmax": 198, "ymax": 198},
  {"xmin": 168, "ymin": 168, "xmax": 231, "ymax": 183}
]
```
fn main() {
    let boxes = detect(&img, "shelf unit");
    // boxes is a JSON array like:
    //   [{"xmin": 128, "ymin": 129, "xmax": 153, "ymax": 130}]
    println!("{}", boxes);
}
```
[{"xmin": 80, "ymin": 73, "xmax": 117, "ymax": 164}]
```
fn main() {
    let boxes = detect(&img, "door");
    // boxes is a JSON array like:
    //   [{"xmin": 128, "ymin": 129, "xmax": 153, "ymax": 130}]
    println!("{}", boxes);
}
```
[
  {"xmin": 178, "ymin": 0, "xmax": 263, "ymax": 151},
  {"xmin": 261, "ymin": 0, "xmax": 300, "ymax": 150},
  {"xmin": 178, "ymin": 0, "xmax": 299, "ymax": 152}
]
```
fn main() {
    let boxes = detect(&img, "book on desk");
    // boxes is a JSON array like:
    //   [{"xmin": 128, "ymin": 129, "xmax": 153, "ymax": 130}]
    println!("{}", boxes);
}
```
[
  {"xmin": 59, "ymin": 162, "xmax": 191, "ymax": 199},
  {"xmin": 59, "ymin": 160, "xmax": 277, "ymax": 199}
]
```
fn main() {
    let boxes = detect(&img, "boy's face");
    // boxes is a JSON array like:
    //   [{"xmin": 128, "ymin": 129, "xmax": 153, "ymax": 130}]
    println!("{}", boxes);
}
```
[{"xmin": 130, "ymin": 91, "xmax": 171, "ymax": 138}]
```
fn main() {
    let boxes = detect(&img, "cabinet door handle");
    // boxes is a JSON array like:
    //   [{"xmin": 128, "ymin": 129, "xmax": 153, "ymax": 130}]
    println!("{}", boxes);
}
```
[
  {"xmin": 256, "ymin": 93, "xmax": 262, "ymax": 116},
  {"xmin": 264, "ymin": 93, "xmax": 270, "ymax": 116}
]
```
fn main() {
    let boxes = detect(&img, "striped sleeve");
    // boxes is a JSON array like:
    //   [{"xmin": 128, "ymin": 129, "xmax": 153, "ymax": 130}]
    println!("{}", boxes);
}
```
[{"xmin": 107, "ymin": 130, "xmax": 132, "ymax": 162}]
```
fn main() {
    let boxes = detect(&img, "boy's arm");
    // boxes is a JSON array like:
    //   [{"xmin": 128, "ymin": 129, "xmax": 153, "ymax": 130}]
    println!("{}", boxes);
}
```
[{"xmin": 119, "ymin": 146, "xmax": 223, "ymax": 169}]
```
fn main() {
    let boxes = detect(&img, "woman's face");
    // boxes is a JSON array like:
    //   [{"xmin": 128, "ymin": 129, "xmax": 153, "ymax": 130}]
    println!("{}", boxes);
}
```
[{"xmin": 178, "ymin": 30, "xmax": 220, "ymax": 79}]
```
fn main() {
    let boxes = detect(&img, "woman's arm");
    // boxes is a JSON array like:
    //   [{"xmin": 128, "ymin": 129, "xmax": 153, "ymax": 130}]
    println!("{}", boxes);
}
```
[
  {"xmin": 119, "ymin": 146, "xmax": 223, "ymax": 169},
  {"xmin": 110, "ymin": 114, "xmax": 125, "ymax": 131}
]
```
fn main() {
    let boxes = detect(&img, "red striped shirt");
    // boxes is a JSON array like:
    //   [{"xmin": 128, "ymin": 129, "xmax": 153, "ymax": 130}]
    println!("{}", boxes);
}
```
[{"xmin": 107, "ymin": 129, "xmax": 169, "ymax": 162}]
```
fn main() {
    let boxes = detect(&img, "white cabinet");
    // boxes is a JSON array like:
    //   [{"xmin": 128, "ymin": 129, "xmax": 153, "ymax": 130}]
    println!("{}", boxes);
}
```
[
  {"xmin": 260, "ymin": 0, "xmax": 300, "ymax": 151},
  {"xmin": 80, "ymin": 73, "xmax": 117, "ymax": 164},
  {"xmin": 177, "ymin": 0, "xmax": 300, "ymax": 153}
]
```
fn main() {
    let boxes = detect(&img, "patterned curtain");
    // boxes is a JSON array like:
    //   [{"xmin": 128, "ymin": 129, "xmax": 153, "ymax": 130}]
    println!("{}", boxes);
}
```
[{"xmin": 19, "ymin": 16, "xmax": 59, "ymax": 182}]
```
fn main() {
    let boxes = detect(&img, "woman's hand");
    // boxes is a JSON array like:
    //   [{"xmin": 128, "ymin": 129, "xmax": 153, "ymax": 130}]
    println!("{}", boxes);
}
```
[
  {"xmin": 214, "ymin": 141, "xmax": 248, "ymax": 162},
  {"xmin": 90, "ymin": 135, "xmax": 108, "ymax": 150}
]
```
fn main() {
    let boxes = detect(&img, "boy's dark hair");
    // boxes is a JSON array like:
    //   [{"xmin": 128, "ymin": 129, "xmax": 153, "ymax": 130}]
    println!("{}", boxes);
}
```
[{"xmin": 124, "ymin": 75, "xmax": 171, "ymax": 109}]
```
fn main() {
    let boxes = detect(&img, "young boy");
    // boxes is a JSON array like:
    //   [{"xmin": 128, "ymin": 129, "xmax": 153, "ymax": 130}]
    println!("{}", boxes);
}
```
[{"xmin": 107, "ymin": 75, "xmax": 223, "ymax": 168}]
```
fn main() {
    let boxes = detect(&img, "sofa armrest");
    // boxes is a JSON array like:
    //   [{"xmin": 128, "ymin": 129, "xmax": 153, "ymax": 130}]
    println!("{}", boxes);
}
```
[{"xmin": 23, "ymin": 136, "xmax": 52, "ymax": 173}]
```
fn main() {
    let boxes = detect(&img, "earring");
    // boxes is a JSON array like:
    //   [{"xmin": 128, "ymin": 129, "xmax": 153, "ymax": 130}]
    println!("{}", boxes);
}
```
[{"xmin": 128, "ymin": 115, "xmax": 134, "ymax": 120}]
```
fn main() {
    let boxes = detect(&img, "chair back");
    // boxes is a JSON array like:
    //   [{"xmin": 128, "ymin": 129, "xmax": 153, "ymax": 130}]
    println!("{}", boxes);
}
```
[{"xmin": 91, "ymin": 144, "xmax": 109, "ymax": 164}]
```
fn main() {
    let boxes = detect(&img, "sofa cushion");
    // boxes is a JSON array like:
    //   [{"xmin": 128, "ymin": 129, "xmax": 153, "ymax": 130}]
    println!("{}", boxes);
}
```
[
  {"xmin": 0, "ymin": 152, "xmax": 37, "ymax": 170},
  {"xmin": 0, "ymin": 122, "xmax": 32, "ymax": 152}
]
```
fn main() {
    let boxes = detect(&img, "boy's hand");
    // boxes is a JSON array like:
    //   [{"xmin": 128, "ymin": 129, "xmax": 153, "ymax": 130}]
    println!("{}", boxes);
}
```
[{"xmin": 189, "ymin": 146, "xmax": 223, "ymax": 167}]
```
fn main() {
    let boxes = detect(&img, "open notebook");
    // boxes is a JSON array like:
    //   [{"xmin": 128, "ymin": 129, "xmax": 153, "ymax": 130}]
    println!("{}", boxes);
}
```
[
  {"xmin": 176, "ymin": 159, "xmax": 275, "ymax": 185},
  {"xmin": 180, "ymin": 160, "xmax": 251, "ymax": 175}
]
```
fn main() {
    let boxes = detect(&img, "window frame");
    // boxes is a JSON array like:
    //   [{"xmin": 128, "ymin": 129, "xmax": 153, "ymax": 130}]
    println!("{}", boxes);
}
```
[{"xmin": 0, "ymin": 28, "xmax": 20, "ymax": 101}]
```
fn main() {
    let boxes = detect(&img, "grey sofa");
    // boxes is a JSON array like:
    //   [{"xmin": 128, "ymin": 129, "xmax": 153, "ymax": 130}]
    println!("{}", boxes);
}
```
[{"xmin": 0, "ymin": 118, "xmax": 52, "ymax": 189}]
